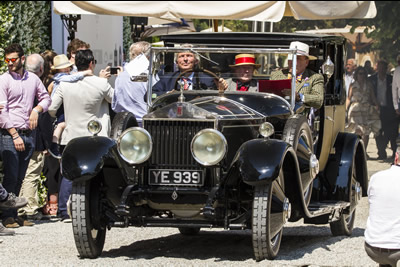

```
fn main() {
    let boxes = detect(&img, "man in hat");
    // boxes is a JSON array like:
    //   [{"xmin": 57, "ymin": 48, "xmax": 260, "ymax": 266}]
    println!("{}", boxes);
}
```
[
  {"xmin": 225, "ymin": 54, "xmax": 260, "ymax": 92},
  {"xmin": 152, "ymin": 44, "xmax": 227, "ymax": 96},
  {"xmin": 271, "ymin": 41, "xmax": 324, "ymax": 109}
]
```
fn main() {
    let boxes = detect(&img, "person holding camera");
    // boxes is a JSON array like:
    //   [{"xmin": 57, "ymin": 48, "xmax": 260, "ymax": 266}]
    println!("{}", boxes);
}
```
[
  {"xmin": 47, "ymin": 54, "xmax": 93, "ymax": 158},
  {"xmin": 48, "ymin": 49, "xmax": 114, "ymax": 222},
  {"xmin": 112, "ymin": 41, "xmax": 150, "ymax": 126}
]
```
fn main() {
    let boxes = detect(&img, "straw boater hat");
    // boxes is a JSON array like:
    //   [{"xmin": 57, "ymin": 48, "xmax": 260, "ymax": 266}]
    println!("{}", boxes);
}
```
[
  {"xmin": 51, "ymin": 54, "xmax": 73, "ymax": 70},
  {"xmin": 229, "ymin": 54, "xmax": 261, "ymax": 68},
  {"xmin": 288, "ymin": 41, "xmax": 317, "ymax": 60}
]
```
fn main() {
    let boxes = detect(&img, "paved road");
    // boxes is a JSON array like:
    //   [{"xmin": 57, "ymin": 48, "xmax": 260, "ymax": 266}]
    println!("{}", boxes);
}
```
[{"xmin": 0, "ymin": 137, "xmax": 393, "ymax": 266}]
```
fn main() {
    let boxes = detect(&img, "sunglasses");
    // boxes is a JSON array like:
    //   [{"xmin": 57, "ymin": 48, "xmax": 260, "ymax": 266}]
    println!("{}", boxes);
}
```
[{"xmin": 4, "ymin": 57, "xmax": 20, "ymax": 63}]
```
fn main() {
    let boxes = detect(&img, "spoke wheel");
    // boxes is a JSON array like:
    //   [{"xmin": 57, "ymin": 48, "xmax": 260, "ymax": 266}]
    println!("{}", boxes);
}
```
[
  {"xmin": 110, "ymin": 112, "xmax": 138, "ymax": 140},
  {"xmin": 71, "ymin": 181, "xmax": 106, "ymax": 259},
  {"xmin": 282, "ymin": 115, "xmax": 314, "ymax": 206},
  {"xmin": 252, "ymin": 171, "xmax": 285, "ymax": 261},
  {"xmin": 178, "ymin": 227, "xmax": 200, "ymax": 236}
]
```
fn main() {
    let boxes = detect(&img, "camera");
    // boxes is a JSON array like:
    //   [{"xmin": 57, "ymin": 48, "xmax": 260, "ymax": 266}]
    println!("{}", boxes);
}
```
[{"xmin": 110, "ymin": 67, "xmax": 119, "ymax": 75}]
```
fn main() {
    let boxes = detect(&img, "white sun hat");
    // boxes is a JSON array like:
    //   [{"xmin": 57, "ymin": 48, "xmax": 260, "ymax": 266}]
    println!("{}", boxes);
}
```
[{"xmin": 288, "ymin": 41, "xmax": 317, "ymax": 60}]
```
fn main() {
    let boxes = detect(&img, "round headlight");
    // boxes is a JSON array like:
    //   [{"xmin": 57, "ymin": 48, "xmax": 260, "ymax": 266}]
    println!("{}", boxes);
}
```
[
  {"xmin": 87, "ymin": 120, "xmax": 102, "ymax": 135},
  {"xmin": 191, "ymin": 129, "xmax": 227, "ymax": 166},
  {"xmin": 118, "ymin": 127, "xmax": 152, "ymax": 164},
  {"xmin": 259, "ymin": 122, "xmax": 274, "ymax": 138}
]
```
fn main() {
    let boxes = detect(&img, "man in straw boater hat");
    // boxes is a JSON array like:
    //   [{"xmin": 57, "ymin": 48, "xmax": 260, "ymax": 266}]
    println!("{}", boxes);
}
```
[
  {"xmin": 271, "ymin": 41, "xmax": 324, "ymax": 109},
  {"xmin": 225, "ymin": 54, "xmax": 260, "ymax": 92}
]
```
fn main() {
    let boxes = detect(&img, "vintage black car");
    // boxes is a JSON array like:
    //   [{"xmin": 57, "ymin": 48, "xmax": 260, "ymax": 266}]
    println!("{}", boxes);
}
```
[{"xmin": 61, "ymin": 32, "xmax": 368, "ymax": 261}]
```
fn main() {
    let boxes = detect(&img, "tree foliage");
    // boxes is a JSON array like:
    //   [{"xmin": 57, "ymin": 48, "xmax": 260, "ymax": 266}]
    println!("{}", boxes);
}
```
[
  {"xmin": 192, "ymin": 2, "xmax": 399, "ymax": 65},
  {"xmin": 0, "ymin": 1, "xmax": 51, "ymax": 73},
  {"xmin": 347, "ymin": 1, "xmax": 400, "ymax": 65}
]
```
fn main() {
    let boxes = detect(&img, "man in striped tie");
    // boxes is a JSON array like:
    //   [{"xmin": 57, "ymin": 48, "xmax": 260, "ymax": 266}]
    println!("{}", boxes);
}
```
[{"xmin": 152, "ymin": 44, "xmax": 227, "ymax": 96}]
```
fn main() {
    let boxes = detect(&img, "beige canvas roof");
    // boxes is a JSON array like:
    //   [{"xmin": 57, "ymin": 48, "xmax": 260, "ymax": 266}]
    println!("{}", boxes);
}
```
[{"xmin": 53, "ymin": 1, "xmax": 376, "ymax": 22}]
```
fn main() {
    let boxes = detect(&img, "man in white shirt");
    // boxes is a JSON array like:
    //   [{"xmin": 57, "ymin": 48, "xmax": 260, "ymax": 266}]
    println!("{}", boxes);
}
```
[
  {"xmin": 364, "ymin": 145, "xmax": 400, "ymax": 266},
  {"xmin": 392, "ymin": 54, "xmax": 400, "ymax": 116},
  {"xmin": 345, "ymin": 58, "xmax": 356, "ymax": 97}
]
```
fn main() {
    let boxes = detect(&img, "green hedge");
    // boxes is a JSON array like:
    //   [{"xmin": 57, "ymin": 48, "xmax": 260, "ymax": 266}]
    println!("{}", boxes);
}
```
[{"xmin": 0, "ymin": 1, "xmax": 51, "ymax": 74}]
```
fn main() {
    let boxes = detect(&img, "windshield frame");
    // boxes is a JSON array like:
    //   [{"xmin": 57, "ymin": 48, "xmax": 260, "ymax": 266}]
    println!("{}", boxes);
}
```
[{"xmin": 147, "ymin": 47, "xmax": 299, "ymax": 109}]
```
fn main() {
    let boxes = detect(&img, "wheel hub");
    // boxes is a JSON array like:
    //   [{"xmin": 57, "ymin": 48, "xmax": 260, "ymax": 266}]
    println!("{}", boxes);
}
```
[{"xmin": 283, "ymin": 198, "xmax": 291, "ymax": 223}]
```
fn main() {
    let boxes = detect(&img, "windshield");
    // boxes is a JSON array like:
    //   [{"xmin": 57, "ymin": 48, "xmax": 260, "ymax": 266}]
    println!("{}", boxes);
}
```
[{"xmin": 145, "ymin": 47, "xmax": 300, "ymax": 108}]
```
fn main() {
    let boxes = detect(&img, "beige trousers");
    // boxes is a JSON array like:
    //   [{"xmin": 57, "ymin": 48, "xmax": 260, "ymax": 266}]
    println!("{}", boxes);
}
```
[
  {"xmin": 18, "ymin": 151, "xmax": 45, "ymax": 216},
  {"xmin": 365, "ymin": 242, "xmax": 400, "ymax": 267}
]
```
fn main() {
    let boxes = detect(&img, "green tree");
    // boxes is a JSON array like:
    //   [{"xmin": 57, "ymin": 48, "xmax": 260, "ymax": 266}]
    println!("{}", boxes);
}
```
[
  {"xmin": 0, "ymin": 1, "xmax": 51, "ymax": 73},
  {"xmin": 348, "ymin": 1, "xmax": 400, "ymax": 65}
]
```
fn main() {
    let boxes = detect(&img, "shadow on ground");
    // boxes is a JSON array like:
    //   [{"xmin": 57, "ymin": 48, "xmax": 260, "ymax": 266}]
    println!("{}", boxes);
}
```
[{"xmin": 100, "ymin": 225, "xmax": 365, "ymax": 262}]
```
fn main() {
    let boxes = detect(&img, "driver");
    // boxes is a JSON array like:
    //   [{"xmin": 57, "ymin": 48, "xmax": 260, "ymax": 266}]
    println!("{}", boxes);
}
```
[
  {"xmin": 152, "ymin": 44, "xmax": 227, "ymax": 96},
  {"xmin": 271, "ymin": 41, "xmax": 324, "ymax": 109}
]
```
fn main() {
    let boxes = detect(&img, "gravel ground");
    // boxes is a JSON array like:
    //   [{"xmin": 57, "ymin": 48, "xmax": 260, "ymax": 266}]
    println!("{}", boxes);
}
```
[{"xmin": 0, "ymin": 137, "xmax": 392, "ymax": 267}]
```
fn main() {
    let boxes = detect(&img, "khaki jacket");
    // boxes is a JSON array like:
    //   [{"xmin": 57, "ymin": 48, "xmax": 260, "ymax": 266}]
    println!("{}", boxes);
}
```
[{"xmin": 270, "ymin": 68, "xmax": 324, "ymax": 109}]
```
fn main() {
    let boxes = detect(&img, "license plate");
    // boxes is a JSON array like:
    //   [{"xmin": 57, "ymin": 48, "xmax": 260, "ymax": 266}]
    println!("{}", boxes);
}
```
[{"xmin": 148, "ymin": 169, "xmax": 203, "ymax": 186}]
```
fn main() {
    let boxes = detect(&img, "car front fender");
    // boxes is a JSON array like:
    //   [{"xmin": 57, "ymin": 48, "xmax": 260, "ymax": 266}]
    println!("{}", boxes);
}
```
[
  {"xmin": 230, "ymin": 138, "xmax": 295, "ymax": 186},
  {"xmin": 61, "ymin": 136, "xmax": 117, "ymax": 182},
  {"xmin": 327, "ymin": 132, "xmax": 368, "ymax": 199}
]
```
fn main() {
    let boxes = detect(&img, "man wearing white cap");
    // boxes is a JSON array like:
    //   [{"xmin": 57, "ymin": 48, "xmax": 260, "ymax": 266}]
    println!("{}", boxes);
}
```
[{"xmin": 271, "ymin": 41, "xmax": 324, "ymax": 109}]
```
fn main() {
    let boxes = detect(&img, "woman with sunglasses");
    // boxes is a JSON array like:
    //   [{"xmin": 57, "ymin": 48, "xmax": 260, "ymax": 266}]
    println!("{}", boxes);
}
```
[{"xmin": 346, "ymin": 66, "xmax": 380, "ymax": 153}]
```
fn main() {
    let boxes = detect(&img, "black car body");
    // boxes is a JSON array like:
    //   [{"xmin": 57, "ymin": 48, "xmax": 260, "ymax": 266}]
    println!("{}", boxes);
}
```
[{"xmin": 61, "ymin": 32, "xmax": 368, "ymax": 261}]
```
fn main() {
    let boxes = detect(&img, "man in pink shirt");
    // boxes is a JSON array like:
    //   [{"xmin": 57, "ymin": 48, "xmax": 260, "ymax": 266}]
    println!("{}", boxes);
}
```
[{"xmin": 0, "ymin": 43, "xmax": 51, "ymax": 228}]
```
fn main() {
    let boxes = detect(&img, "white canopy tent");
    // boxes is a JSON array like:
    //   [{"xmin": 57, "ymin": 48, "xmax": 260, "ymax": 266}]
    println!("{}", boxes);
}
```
[{"xmin": 54, "ymin": 1, "xmax": 377, "ymax": 21}]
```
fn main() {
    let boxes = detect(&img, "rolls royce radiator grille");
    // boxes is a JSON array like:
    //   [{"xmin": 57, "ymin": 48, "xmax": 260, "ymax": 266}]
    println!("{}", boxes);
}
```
[{"xmin": 144, "ymin": 120, "xmax": 215, "ymax": 167}]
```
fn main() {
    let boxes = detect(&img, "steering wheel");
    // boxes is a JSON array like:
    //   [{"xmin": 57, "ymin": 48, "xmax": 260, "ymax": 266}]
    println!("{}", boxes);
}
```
[{"xmin": 174, "ymin": 68, "xmax": 220, "ymax": 91}]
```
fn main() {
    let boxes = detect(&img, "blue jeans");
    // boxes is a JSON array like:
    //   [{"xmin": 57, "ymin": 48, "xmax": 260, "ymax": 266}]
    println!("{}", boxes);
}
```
[
  {"xmin": 58, "ymin": 145, "xmax": 71, "ymax": 218},
  {"xmin": 0, "ymin": 131, "xmax": 34, "ymax": 219},
  {"xmin": 58, "ymin": 176, "xmax": 72, "ymax": 218}
]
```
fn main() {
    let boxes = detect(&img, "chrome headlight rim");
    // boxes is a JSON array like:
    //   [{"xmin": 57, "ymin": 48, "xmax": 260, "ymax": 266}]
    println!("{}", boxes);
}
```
[
  {"xmin": 87, "ymin": 119, "xmax": 102, "ymax": 135},
  {"xmin": 191, "ymin": 128, "xmax": 227, "ymax": 166},
  {"xmin": 259, "ymin": 122, "xmax": 274, "ymax": 138},
  {"xmin": 117, "ymin": 127, "xmax": 153, "ymax": 165}
]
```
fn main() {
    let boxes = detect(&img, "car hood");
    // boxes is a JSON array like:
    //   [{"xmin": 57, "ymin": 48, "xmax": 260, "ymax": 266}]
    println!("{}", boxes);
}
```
[{"xmin": 143, "ymin": 96, "xmax": 264, "ymax": 120}]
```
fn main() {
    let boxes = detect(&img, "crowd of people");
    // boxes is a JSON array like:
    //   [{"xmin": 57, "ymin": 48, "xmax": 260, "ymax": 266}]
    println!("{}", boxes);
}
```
[
  {"xmin": 344, "ymin": 56, "xmax": 400, "ymax": 160},
  {"xmin": 0, "ymin": 38, "xmax": 399, "ymax": 265},
  {"xmin": 344, "ymin": 56, "xmax": 400, "ymax": 266}
]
